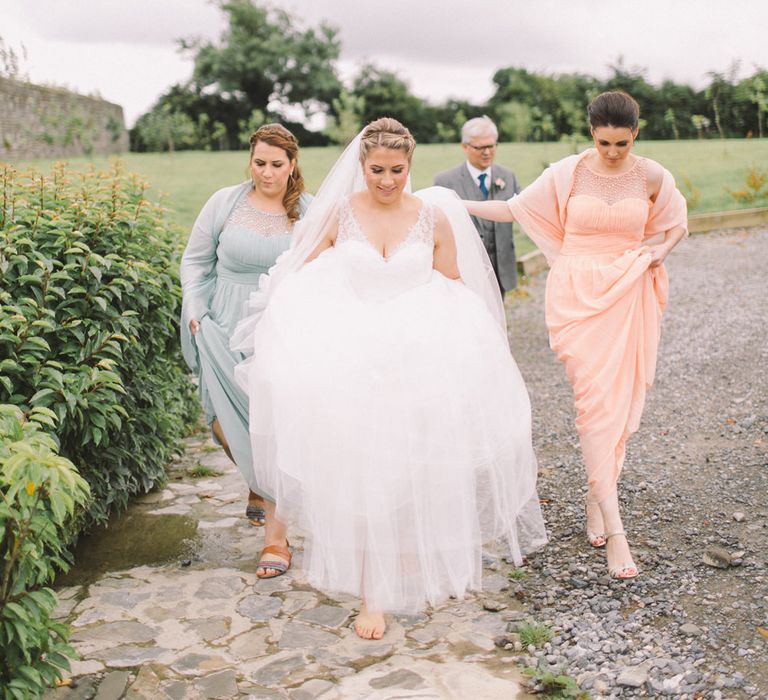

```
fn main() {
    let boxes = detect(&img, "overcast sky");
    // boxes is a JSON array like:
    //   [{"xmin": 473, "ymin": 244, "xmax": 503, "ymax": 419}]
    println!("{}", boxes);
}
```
[{"xmin": 3, "ymin": 0, "xmax": 767, "ymax": 127}]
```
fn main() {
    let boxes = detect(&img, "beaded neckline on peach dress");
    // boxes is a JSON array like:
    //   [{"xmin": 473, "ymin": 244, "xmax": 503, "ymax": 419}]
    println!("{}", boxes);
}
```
[{"xmin": 572, "ymin": 158, "xmax": 648, "ymax": 205}]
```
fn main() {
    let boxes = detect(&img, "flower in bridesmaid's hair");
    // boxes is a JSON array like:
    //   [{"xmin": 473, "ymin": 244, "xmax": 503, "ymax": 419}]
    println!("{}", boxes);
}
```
[{"xmin": 494, "ymin": 177, "xmax": 506, "ymax": 190}]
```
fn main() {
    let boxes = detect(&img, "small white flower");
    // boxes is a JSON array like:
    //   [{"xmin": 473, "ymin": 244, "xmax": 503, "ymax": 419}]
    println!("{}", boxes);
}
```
[{"xmin": 494, "ymin": 177, "xmax": 506, "ymax": 190}]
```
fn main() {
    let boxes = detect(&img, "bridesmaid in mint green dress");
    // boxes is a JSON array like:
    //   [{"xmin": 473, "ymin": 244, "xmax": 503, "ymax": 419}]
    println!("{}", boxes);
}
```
[{"xmin": 180, "ymin": 124, "xmax": 311, "ymax": 528}]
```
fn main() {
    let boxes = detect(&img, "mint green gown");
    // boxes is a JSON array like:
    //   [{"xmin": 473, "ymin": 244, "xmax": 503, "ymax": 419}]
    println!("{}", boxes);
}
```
[{"xmin": 185, "ymin": 195, "xmax": 293, "ymax": 496}]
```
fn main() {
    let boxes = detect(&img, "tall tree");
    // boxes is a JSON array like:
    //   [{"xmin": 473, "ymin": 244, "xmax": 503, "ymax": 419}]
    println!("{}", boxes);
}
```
[
  {"xmin": 748, "ymin": 73, "xmax": 767, "ymax": 138},
  {"xmin": 430, "ymin": 99, "xmax": 486, "ymax": 142},
  {"xmin": 705, "ymin": 62, "xmax": 740, "ymax": 138},
  {"xmin": 133, "ymin": 103, "xmax": 196, "ymax": 153},
  {"xmin": 351, "ymin": 64, "xmax": 433, "ymax": 142},
  {"xmin": 496, "ymin": 102, "xmax": 533, "ymax": 142},
  {"xmin": 179, "ymin": 0, "xmax": 342, "ymax": 139},
  {"xmin": 706, "ymin": 71, "xmax": 728, "ymax": 139},
  {"xmin": 554, "ymin": 73, "xmax": 601, "ymax": 137},
  {"xmin": 490, "ymin": 67, "xmax": 563, "ymax": 141},
  {"xmin": 324, "ymin": 90, "xmax": 364, "ymax": 145},
  {"xmin": 602, "ymin": 57, "xmax": 667, "ymax": 138},
  {"xmin": 0, "ymin": 35, "xmax": 28, "ymax": 79},
  {"xmin": 657, "ymin": 80, "xmax": 703, "ymax": 139}
]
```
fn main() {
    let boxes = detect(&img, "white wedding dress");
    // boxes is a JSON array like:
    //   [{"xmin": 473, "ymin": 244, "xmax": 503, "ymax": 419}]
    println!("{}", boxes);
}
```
[{"xmin": 243, "ymin": 194, "xmax": 546, "ymax": 613}]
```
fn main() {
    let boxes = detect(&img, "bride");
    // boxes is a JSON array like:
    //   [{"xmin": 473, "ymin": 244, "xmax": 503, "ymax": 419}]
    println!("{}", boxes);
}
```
[{"xmin": 233, "ymin": 118, "xmax": 547, "ymax": 639}]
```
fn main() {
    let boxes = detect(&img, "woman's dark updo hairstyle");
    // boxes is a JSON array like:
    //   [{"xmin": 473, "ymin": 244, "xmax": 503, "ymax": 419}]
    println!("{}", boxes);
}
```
[
  {"xmin": 587, "ymin": 91, "xmax": 640, "ymax": 131},
  {"xmin": 248, "ymin": 123, "xmax": 306, "ymax": 223}
]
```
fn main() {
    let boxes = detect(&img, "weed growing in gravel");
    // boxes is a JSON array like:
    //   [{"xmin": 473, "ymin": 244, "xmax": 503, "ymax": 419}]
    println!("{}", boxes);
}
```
[
  {"xmin": 523, "ymin": 662, "xmax": 589, "ymax": 699},
  {"xmin": 188, "ymin": 463, "xmax": 224, "ymax": 478},
  {"xmin": 508, "ymin": 568, "xmax": 526, "ymax": 580},
  {"xmin": 519, "ymin": 621, "xmax": 553, "ymax": 648}
]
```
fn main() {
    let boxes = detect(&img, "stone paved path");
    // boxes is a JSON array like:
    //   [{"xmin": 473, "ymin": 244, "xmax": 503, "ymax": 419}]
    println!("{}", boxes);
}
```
[{"xmin": 47, "ymin": 441, "xmax": 532, "ymax": 699}]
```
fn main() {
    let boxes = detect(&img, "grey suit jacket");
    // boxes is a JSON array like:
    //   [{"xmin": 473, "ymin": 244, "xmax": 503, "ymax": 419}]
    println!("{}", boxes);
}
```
[{"xmin": 433, "ymin": 162, "xmax": 521, "ymax": 291}]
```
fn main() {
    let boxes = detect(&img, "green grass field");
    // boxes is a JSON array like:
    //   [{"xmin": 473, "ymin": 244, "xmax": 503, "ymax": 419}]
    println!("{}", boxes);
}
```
[{"xmin": 12, "ymin": 139, "xmax": 768, "ymax": 257}]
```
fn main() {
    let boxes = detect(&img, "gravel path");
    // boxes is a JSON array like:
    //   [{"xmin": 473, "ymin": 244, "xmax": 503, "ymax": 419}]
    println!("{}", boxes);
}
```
[{"xmin": 505, "ymin": 226, "xmax": 768, "ymax": 698}]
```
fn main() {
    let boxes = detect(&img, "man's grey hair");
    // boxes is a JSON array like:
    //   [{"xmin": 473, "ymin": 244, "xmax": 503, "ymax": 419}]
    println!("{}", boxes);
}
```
[{"xmin": 461, "ymin": 115, "xmax": 498, "ymax": 144}]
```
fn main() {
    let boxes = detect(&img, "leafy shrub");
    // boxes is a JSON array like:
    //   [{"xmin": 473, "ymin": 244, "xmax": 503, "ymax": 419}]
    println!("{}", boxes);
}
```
[
  {"xmin": 0, "ymin": 404, "xmax": 90, "ymax": 698},
  {"xmin": 0, "ymin": 161, "xmax": 198, "ymax": 526}
]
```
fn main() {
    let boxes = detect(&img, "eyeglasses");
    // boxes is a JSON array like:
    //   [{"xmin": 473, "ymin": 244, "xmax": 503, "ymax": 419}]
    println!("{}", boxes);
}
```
[{"xmin": 466, "ymin": 143, "xmax": 497, "ymax": 152}]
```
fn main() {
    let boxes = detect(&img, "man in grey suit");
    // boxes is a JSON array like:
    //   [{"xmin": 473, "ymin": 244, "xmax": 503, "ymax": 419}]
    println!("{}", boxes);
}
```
[{"xmin": 434, "ymin": 116, "xmax": 521, "ymax": 292}]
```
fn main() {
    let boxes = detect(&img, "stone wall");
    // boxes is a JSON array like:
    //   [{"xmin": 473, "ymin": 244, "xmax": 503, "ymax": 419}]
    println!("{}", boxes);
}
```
[{"xmin": 0, "ymin": 77, "xmax": 129, "ymax": 160}]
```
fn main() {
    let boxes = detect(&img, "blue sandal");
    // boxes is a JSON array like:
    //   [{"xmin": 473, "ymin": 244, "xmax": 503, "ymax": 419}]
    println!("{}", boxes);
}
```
[{"xmin": 245, "ymin": 501, "xmax": 266, "ymax": 526}]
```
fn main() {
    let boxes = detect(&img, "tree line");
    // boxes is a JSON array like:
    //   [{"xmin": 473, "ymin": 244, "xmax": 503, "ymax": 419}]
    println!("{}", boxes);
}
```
[{"xmin": 131, "ymin": 0, "xmax": 768, "ymax": 152}]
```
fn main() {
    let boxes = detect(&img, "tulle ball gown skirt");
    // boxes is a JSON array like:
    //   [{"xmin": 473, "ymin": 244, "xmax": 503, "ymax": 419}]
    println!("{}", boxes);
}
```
[{"xmin": 241, "ymin": 249, "xmax": 547, "ymax": 613}]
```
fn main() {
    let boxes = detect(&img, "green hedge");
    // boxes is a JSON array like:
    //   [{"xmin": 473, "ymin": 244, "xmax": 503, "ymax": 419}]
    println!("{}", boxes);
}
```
[
  {"xmin": 0, "ymin": 404, "xmax": 90, "ymax": 698},
  {"xmin": 0, "ymin": 161, "xmax": 198, "ymax": 526}
]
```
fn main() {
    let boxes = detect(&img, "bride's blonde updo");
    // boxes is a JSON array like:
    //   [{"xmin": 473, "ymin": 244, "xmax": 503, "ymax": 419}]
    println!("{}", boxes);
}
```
[{"xmin": 359, "ymin": 117, "xmax": 416, "ymax": 162}]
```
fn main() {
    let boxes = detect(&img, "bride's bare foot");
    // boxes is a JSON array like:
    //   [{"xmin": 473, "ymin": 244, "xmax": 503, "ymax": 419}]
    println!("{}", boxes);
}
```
[{"xmin": 354, "ymin": 602, "xmax": 386, "ymax": 640}]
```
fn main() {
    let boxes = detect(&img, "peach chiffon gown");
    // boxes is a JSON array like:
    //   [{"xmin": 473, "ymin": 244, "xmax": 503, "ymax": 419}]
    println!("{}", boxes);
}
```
[{"xmin": 508, "ymin": 151, "xmax": 687, "ymax": 502}]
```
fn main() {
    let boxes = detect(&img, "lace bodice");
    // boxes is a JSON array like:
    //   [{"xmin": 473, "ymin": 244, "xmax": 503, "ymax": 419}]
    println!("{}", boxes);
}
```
[
  {"xmin": 571, "ymin": 158, "xmax": 648, "ymax": 205},
  {"xmin": 337, "ymin": 196, "xmax": 435, "ymax": 259},
  {"xmin": 331, "ymin": 196, "xmax": 436, "ymax": 301},
  {"xmin": 226, "ymin": 196, "xmax": 293, "ymax": 237}
]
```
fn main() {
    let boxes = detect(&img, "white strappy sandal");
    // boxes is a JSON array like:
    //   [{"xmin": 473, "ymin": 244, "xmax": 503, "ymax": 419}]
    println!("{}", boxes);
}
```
[
  {"xmin": 585, "ymin": 496, "xmax": 606, "ymax": 548},
  {"xmin": 605, "ymin": 531, "xmax": 639, "ymax": 579}
]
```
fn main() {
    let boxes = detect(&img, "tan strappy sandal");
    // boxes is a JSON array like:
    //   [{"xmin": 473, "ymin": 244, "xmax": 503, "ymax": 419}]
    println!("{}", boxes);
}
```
[{"xmin": 256, "ymin": 541, "xmax": 292, "ymax": 579}]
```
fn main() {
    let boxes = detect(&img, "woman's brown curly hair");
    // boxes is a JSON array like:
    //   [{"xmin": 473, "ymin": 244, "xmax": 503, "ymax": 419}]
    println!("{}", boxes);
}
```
[{"xmin": 248, "ymin": 123, "xmax": 306, "ymax": 223}]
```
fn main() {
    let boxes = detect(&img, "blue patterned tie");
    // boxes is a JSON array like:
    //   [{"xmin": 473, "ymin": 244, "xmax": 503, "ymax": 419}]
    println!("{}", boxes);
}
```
[{"xmin": 478, "ymin": 173, "xmax": 489, "ymax": 199}]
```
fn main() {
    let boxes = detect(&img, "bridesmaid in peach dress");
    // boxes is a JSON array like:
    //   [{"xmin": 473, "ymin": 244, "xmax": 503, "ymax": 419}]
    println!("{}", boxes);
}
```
[{"xmin": 464, "ymin": 92, "xmax": 688, "ymax": 579}]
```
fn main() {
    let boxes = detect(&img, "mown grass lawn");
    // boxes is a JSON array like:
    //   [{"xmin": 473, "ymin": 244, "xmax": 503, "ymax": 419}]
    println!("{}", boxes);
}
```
[{"xmin": 12, "ymin": 138, "xmax": 768, "ymax": 257}]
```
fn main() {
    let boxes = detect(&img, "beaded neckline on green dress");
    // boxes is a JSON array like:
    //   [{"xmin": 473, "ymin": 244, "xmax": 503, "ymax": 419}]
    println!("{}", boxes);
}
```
[{"xmin": 226, "ymin": 197, "xmax": 293, "ymax": 236}]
